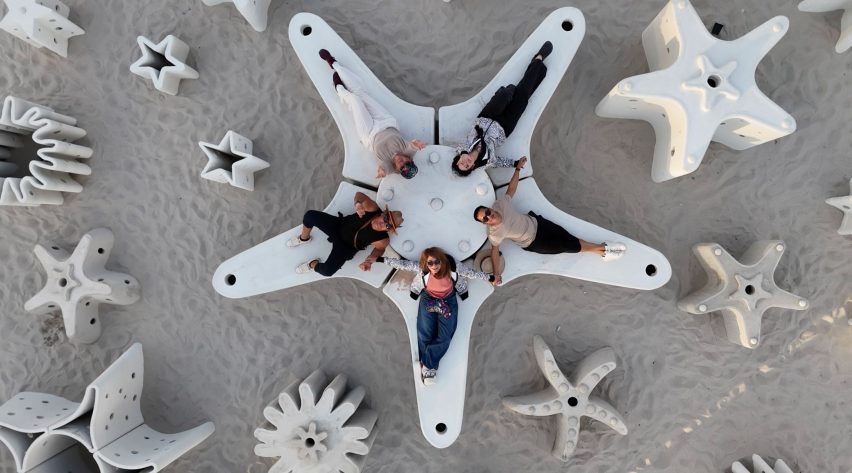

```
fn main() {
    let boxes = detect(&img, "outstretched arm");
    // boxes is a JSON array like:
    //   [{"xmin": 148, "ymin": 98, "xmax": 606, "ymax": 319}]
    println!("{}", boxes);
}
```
[
  {"xmin": 504, "ymin": 156, "xmax": 527, "ymax": 199},
  {"xmin": 359, "ymin": 239, "xmax": 389, "ymax": 271},
  {"xmin": 354, "ymin": 192, "xmax": 380, "ymax": 216},
  {"xmin": 490, "ymin": 244, "xmax": 503, "ymax": 286}
]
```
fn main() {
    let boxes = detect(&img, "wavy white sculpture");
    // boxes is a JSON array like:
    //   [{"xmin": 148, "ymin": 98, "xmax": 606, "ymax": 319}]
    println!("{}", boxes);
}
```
[
  {"xmin": 254, "ymin": 370, "xmax": 377, "ymax": 473},
  {"xmin": 678, "ymin": 241, "xmax": 809, "ymax": 348},
  {"xmin": 130, "ymin": 35, "xmax": 199, "ymax": 96},
  {"xmin": 0, "ymin": 95, "xmax": 92, "ymax": 206},
  {"xmin": 503, "ymin": 336, "xmax": 628, "ymax": 461},
  {"xmin": 24, "ymin": 227, "xmax": 141, "ymax": 344},
  {"xmin": 199, "ymin": 130, "xmax": 270, "ymax": 191},
  {"xmin": 438, "ymin": 7, "xmax": 586, "ymax": 186},
  {"xmin": 202, "ymin": 0, "xmax": 272, "ymax": 32},
  {"xmin": 732, "ymin": 454, "xmax": 795, "ymax": 473},
  {"xmin": 0, "ymin": 0, "xmax": 85, "ymax": 57},
  {"xmin": 0, "ymin": 343, "xmax": 215, "ymax": 473},
  {"xmin": 596, "ymin": 0, "xmax": 796, "ymax": 182},
  {"xmin": 799, "ymin": 0, "xmax": 852, "ymax": 53},
  {"xmin": 826, "ymin": 177, "xmax": 852, "ymax": 235}
]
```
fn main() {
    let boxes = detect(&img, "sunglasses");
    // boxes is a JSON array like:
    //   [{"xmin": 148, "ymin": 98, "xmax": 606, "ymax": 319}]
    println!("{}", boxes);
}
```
[
  {"xmin": 382, "ymin": 213, "xmax": 393, "ymax": 231},
  {"xmin": 426, "ymin": 259, "xmax": 442, "ymax": 267},
  {"xmin": 479, "ymin": 209, "xmax": 493, "ymax": 222}
]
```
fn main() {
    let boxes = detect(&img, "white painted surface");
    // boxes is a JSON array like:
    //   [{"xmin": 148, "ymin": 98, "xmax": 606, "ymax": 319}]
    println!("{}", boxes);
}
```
[
  {"xmin": 732, "ymin": 454, "xmax": 795, "ymax": 473},
  {"xmin": 799, "ymin": 0, "xmax": 852, "ymax": 52},
  {"xmin": 202, "ymin": 0, "xmax": 272, "ymax": 32},
  {"xmin": 199, "ymin": 130, "xmax": 270, "ymax": 191},
  {"xmin": 129, "ymin": 35, "xmax": 199, "ymax": 96},
  {"xmin": 0, "ymin": 0, "xmax": 84, "ymax": 57},
  {"xmin": 825, "ymin": 177, "xmax": 852, "ymax": 235}
]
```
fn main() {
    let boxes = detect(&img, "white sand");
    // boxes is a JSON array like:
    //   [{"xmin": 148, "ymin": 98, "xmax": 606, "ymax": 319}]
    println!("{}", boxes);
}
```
[{"xmin": 1, "ymin": 0, "xmax": 851, "ymax": 471}]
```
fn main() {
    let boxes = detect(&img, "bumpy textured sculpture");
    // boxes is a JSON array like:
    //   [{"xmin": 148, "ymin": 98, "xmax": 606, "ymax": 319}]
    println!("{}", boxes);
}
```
[
  {"xmin": 0, "ymin": 0, "xmax": 85, "ymax": 57},
  {"xmin": 799, "ymin": 0, "xmax": 852, "ymax": 52},
  {"xmin": 732, "ymin": 454, "xmax": 794, "ymax": 473},
  {"xmin": 826, "ymin": 177, "xmax": 852, "ymax": 235},
  {"xmin": 199, "ymin": 130, "xmax": 270, "ymax": 191},
  {"xmin": 202, "ymin": 0, "xmax": 272, "ymax": 32},
  {"xmin": 24, "ymin": 227, "xmax": 141, "ymax": 344},
  {"xmin": 0, "ymin": 343, "xmax": 215, "ymax": 473},
  {"xmin": 678, "ymin": 241, "xmax": 809, "ymax": 348},
  {"xmin": 503, "ymin": 336, "xmax": 628, "ymax": 461},
  {"xmin": 595, "ymin": 0, "xmax": 796, "ymax": 182},
  {"xmin": 254, "ymin": 370, "xmax": 378, "ymax": 473},
  {"xmin": 130, "ymin": 34, "xmax": 199, "ymax": 96},
  {"xmin": 0, "ymin": 96, "xmax": 92, "ymax": 206}
]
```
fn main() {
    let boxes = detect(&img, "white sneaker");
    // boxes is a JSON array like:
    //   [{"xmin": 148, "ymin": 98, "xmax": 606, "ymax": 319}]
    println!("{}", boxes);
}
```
[
  {"xmin": 296, "ymin": 260, "xmax": 317, "ymax": 274},
  {"xmin": 421, "ymin": 365, "xmax": 437, "ymax": 386},
  {"xmin": 603, "ymin": 242, "xmax": 627, "ymax": 261},
  {"xmin": 286, "ymin": 235, "xmax": 311, "ymax": 248}
]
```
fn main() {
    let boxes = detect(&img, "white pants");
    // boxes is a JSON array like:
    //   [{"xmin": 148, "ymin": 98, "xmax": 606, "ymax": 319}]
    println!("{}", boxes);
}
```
[{"xmin": 334, "ymin": 63, "xmax": 398, "ymax": 148}]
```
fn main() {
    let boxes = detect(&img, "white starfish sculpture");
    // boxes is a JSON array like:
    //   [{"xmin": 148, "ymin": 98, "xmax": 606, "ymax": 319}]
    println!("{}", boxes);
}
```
[
  {"xmin": 503, "ymin": 336, "xmax": 628, "ymax": 461},
  {"xmin": 199, "ymin": 130, "xmax": 270, "ymax": 191},
  {"xmin": 826, "ymin": 177, "xmax": 852, "ymax": 235},
  {"xmin": 212, "ymin": 9, "xmax": 671, "ymax": 449},
  {"xmin": 202, "ymin": 0, "xmax": 272, "ymax": 32},
  {"xmin": 254, "ymin": 370, "xmax": 377, "ymax": 473},
  {"xmin": 799, "ymin": 0, "xmax": 852, "ymax": 53},
  {"xmin": 0, "ymin": 0, "xmax": 85, "ymax": 57},
  {"xmin": 678, "ymin": 241, "xmax": 809, "ymax": 348},
  {"xmin": 130, "ymin": 34, "xmax": 199, "ymax": 96},
  {"xmin": 0, "ymin": 95, "xmax": 93, "ymax": 206},
  {"xmin": 732, "ymin": 454, "xmax": 795, "ymax": 473},
  {"xmin": 596, "ymin": 0, "xmax": 796, "ymax": 182},
  {"xmin": 24, "ymin": 227, "xmax": 141, "ymax": 344}
]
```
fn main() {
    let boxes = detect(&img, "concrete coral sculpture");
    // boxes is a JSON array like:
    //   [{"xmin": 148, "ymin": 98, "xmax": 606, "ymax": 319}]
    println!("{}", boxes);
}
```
[
  {"xmin": 596, "ymin": 0, "xmax": 796, "ymax": 182},
  {"xmin": 24, "ymin": 228, "xmax": 140, "ymax": 344},
  {"xmin": 130, "ymin": 34, "xmax": 199, "ymax": 96},
  {"xmin": 732, "ymin": 454, "xmax": 794, "ymax": 473},
  {"xmin": 678, "ymin": 241, "xmax": 809, "ymax": 348},
  {"xmin": 254, "ymin": 370, "xmax": 378, "ymax": 473},
  {"xmin": 799, "ymin": 0, "xmax": 852, "ymax": 53},
  {"xmin": 0, "ymin": 95, "xmax": 92, "ymax": 206},
  {"xmin": 0, "ymin": 0, "xmax": 85, "ymax": 57},
  {"xmin": 199, "ymin": 130, "xmax": 270, "ymax": 191},
  {"xmin": 825, "ymin": 177, "xmax": 852, "ymax": 235},
  {"xmin": 503, "ymin": 336, "xmax": 628, "ymax": 461},
  {"xmin": 0, "ymin": 343, "xmax": 215, "ymax": 473},
  {"xmin": 202, "ymin": 0, "xmax": 272, "ymax": 32}
]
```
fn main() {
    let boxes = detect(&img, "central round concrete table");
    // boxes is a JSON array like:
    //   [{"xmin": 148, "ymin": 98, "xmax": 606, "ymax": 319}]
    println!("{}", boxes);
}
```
[{"xmin": 377, "ymin": 145, "xmax": 496, "ymax": 262}]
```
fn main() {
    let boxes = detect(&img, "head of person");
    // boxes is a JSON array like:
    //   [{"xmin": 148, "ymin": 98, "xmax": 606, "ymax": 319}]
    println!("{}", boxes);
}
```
[
  {"xmin": 451, "ymin": 152, "xmax": 476, "ymax": 177},
  {"xmin": 419, "ymin": 247, "xmax": 451, "ymax": 278},
  {"xmin": 372, "ymin": 206, "xmax": 404, "ymax": 233},
  {"xmin": 473, "ymin": 205, "xmax": 502, "ymax": 226},
  {"xmin": 392, "ymin": 153, "xmax": 418, "ymax": 179}
]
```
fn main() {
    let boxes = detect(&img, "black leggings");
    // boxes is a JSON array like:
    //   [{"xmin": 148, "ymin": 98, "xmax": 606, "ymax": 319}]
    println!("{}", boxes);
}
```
[
  {"xmin": 524, "ymin": 213, "xmax": 581, "ymax": 254},
  {"xmin": 478, "ymin": 59, "xmax": 547, "ymax": 137},
  {"xmin": 302, "ymin": 210, "xmax": 358, "ymax": 277}
]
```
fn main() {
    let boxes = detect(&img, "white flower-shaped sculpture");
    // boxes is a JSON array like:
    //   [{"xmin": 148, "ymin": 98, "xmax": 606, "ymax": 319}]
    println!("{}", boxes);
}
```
[
  {"xmin": 130, "ymin": 34, "xmax": 199, "ymax": 96},
  {"xmin": 678, "ymin": 241, "xmax": 809, "ymax": 348},
  {"xmin": 799, "ymin": 0, "xmax": 852, "ymax": 53},
  {"xmin": 0, "ymin": 95, "xmax": 93, "ymax": 206},
  {"xmin": 732, "ymin": 454, "xmax": 794, "ymax": 473},
  {"xmin": 24, "ymin": 227, "xmax": 140, "ymax": 344},
  {"xmin": 202, "ymin": 0, "xmax": 273, "ymax": 32},
  {"xmin": 0, "ymin": 343, "xmax": 215, "ymax": 473},
  {"xmin": 254, "ymin": 370, "xmax": 377, "ymax": 473},
  {"xmin": 596, "ymin": 0, "xmax": 796, "ymax": 182},
  {"xmin": 826, "ymin": 177, "xmax": 852, "ymax": 235},
  {"xmin": 0, "ymin": 0, "xmax": 85, "ymax": 57},
  {"xmin": 199, "ymin": 130, "xmax": 270, "ymax": 191},
  {"xmin": 503, "ymin": 336, "xmax": 628, "ymax": 461},
  {"xmin": 213, "ymin": 9, "xmax": 671, "ymax": 448}
]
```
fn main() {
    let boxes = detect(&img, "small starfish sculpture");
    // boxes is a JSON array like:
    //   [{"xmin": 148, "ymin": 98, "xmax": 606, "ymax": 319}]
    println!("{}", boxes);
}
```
[
  {"xmin": 503, "ymin": 336, "xmax": 628, "ymax": 461},
  {"xmin": 24, "ymin": 228, "xmax": 140, "ymax": 344},
  {"xmin": 799, "ymin": 0, "xmax": 852, "ymax": 53},
  {"xmin": 596, "ymin": 0, "xmax": 796, "ymax": 182},
  {"xmin": 199, "ymin": 130, "xmax": 270, "ymax": 191},
  {"xmin": 678, "ymin": 241, "xmax": 809, "ymax": 348},
  {"xmin": 129, "ymin": 34, "xmax": 199, "ymax": 96},
  {"xmin": 202, "ymin": 0, "xmax": 273, "ymax": 32},
  {"xmin": 0, "ymin": 0, "xmax": 85, "ymax": 57},
  {"xmin": 732, "ymin": 454, "xmax": 794, "ymax": 473},
  {"xmin": 826, "ymin": 177, "xmax": 852, "ymax": 235}
]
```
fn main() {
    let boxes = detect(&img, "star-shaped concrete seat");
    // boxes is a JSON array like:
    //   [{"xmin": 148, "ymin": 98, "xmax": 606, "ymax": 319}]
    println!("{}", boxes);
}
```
[
  {"xmin": 0, "ymin": 0, "xmax": 85, "ymax": 57},
  {"xmin": 799, "ymin": 0, "xmax": 852, "ymax": 53},
  {"xmin": 202, "ymin": 0, "xmax": 272, "ymax": 32},
  {"xmin": 732, "ymin": 454, "xmax": 795, "ymax": 473},
  {"xmin": 826, "ymin": 177, "xmax": 852, "ymax": 235},
  {"xmin": 129, "ymin": 34, "xmax": 199, "ymax": 96},
  {"xmin": 596, "ymin": 0, "xmax": 797, "ymax": 182},
  {"xmin": 199, "ymin": 130, "xmax": 270, "ymax": 191}
]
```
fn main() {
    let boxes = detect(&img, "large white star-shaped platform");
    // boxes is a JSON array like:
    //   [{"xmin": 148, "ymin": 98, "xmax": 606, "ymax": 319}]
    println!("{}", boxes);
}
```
[
  {"xmin": 826, "ymin": 177, "xmax": 852, "ymax": 235},
  {"xmin": 129, "ymin": 34, "xmax": 199, "ymax": 96},
  {"xmin": 596, "ymin": 0, "xmax": 796, "ymax": 182},
  {"xmin": 202, "ymin": 0, "xmax": 272, "ymax": 32},
  {"xmin": 799, "ymin": 0, "xmax": 852, "ymax": 53},
  {"xmin": 0, "ymin": 0, "xmax": 85, "ymax": 57},
  {"xmin": 503, "ymin": 336, "xmax": 628, "ymax": 461},
  {"xmin": 199, "ymin": 130, "xmax": 270, "ymax": 191},
  {"xmin": 678, "ymin": 240, "xmax": 809, "ymax": 348}
]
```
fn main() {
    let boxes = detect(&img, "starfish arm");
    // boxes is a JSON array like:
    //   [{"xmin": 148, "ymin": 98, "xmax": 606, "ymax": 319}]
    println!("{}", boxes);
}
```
[
  {"xmin": 826, "ymin": 195, "xmax": 852, "ymax": 234},
  {"xmin": 759, "ymin": 287, "xmax": 809, "ymax": 312},
  {"xmin": 677, "ymin": 243, "xmax": 736, "ymax": 313},
  {"xmin": 23, "ymin": 285, "xmax": 58, "ymax": 313},
  {"xmin": 586, "ymin": 396, "xmax": 629, "ymax": 435},
  {"xmin": 31, "ymin": 243, "xmax": 68, "ymax": 271},
  {"xmin": 714, "ymin": 91, "xmax": 796, "ymax": 151},
  {"xmin": 571, "ymin": 347, "xmax": 617, "ymax": 391},
  {"xmin": 532, "ymin": 335, "xmax": 572, "ymax": 391},
  {"xmin": 503, "ymin": 389, "xmax": 561, "ymax": 417},
  {"xmin": 71, "ymin": 228, "xmax": 114, "ymax": 266},
  {"xmin": 730, "ymin": 16, "xmax": 790, "ymax": 72},
  {"xmin": 798, "ymin": 0, "xmax": 851, "ymax": 12},
  {"xmin": 552, "ymin": 413, "xmax": 580, "ymax": 462},
  {"xmin": 837, "ymin": 8, "xmax": 852, "ymax": 52}
]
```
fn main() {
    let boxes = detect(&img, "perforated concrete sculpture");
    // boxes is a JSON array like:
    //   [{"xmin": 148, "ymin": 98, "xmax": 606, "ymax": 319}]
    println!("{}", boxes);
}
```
[
  {"xmin": 678, "ymin": 241, "xmax": 809, "ymax": 348},
  {"xmin": 732, "ymin": 454, "xmax": 794, "ymax": 473},
  {"xmin": 0, "ymin": 96, "xmax": 92, "ymax": 206},
  {"xmin": 130, "ymin": 35, "xmax": 199, "ymax": 96},
  {"xmin": 202, "ymin": 0, "xmax": 272, "ymax": 32},
  {"xmin": 0, "ymin": 343, "xmax": 215, "ymax": 473},
  {"xmin": 799, "ymin": 0, "xmax": 852, "ymax": 52},
  {"xmin": 826, "ymin": 178, "xmax": 852, "ymax": 235},
  {"xmin": 254, "ymin": 370, "xmax": 377, "ymax": 473},
  {"xmin": 199, "ymin": 130, "xmax": 270, "ymax": 191},
  {"xmin": 24, "ymin": 228, "xmax": 140, "ymax": 344},
  {"xmin": 595, "ymin": 0, "xmax": 796, "ymax": 182},
  {"xmin": 0, "ymin": 0, "xmax": 85, "ymax": 57},
  {"xmin": 503, "ymin": 336, "xmax": 628, "ymax": 461}
]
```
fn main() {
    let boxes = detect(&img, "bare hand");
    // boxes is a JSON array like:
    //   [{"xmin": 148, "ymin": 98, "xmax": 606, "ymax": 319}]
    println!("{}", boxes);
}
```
[
  {"xmin": 516, "ymin": 156, "xmax": 528, "ymax": 170},
  {"xmin": 492, "ymin": 275, "xmax": 503, "ymax": 286},
  {"xmin": 412, "ymin": 139, "xmax": 427, "ymax": 150},
  {"xmin": 376, "ymin": 166, "xmax": 387, "ymax": 179},
  {"xmin": 354, "ymin": 202, "xmax": 366, "ymax": 217},
  {"xmin": 359, "ymin": 260, "xmax": 373, "ymax": 272}
]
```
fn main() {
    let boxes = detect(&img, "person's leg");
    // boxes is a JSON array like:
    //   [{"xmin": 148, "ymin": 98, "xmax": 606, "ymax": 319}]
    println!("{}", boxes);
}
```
[
  {"xmin": 417, "ymin": 298, "xmax": 440, "ymax": 369},
  {"xmin": 579, "ymin": 240, "xmax": 606, "ymax": 256},
  {"xmin": 334, "ymin": 63, "xmax": 398, "ymax": 142},
  {"xmin": 478, "ymin": 85, "xmax": 515, "ymax": 121},
  {"xmin": 422, "ymin": 296, "xmax": 459, "ymax": 369},
  {"xmin": 336, "ymin": 86, "xmax": 377, "ymax": 146},
  {"xmin": 301, "ymin": 210, "xmax": 339, "ymax": 241},
  {"xmin": 331, "ymin": 62, "xmax": 368, "ymax": 95},
  {"xmin": 494, "ymin": 60, "xmax": 548, "ymax": 136},
  {"xmin": 313, "ymin": 244, "xmax": 357, "ymax": 277},
  {"xmin": 523, "ymin": 214, "xmax": 582, "ymax": 255}
]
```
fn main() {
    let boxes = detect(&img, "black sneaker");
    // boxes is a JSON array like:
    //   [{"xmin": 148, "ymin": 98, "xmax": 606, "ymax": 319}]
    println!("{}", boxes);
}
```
[
  {"xmin": 534, "ymin": 41, "xmax": 553, "ymax": 61},
  {"xmin": 333, "ymin": 72, "xmax": 345, "ymax": 90},
  {"xmin": 319, "ymin": 49, "xmax": 336, "ymax": 68}
]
